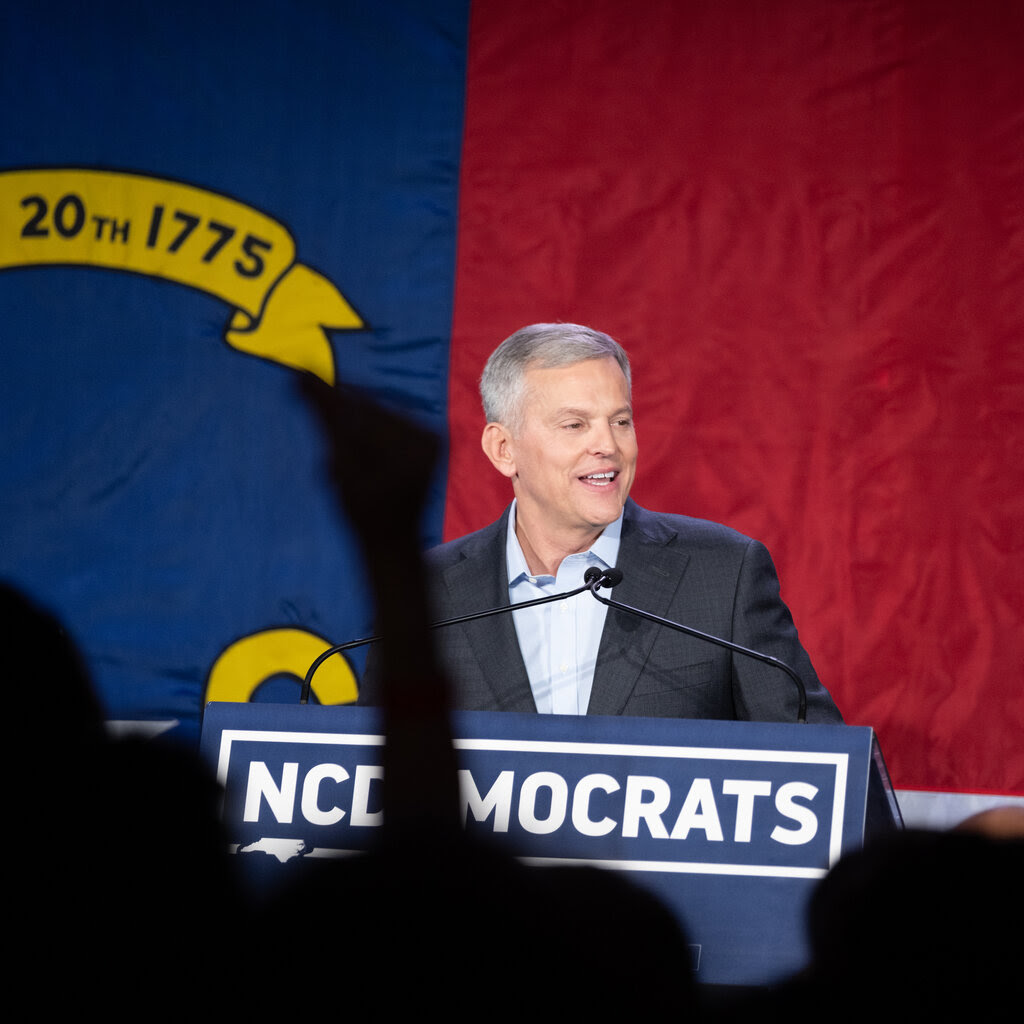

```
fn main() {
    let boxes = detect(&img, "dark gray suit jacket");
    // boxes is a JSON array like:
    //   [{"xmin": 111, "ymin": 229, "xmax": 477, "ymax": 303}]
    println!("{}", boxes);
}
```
[{"xmin": 361, "ymin": 500, "xmax": 842, "ymax": 723}]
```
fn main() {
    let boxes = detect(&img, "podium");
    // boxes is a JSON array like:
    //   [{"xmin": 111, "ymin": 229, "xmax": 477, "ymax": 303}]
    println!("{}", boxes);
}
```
[{"xmin": 200, "ymin": 702, "xmax": 900, "ymax": 986}]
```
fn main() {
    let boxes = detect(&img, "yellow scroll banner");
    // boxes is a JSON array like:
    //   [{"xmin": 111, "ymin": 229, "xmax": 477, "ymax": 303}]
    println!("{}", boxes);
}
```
[{"xmin": 0, "ymin": 168, "xmax": 364, "ymax": 382}]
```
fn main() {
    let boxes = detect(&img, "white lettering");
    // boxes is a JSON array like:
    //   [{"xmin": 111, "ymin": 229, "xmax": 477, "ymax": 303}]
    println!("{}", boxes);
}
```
[
  {"xmin": 460, "ymin": 769, "xmax": 514, "ymax": 832},
  {"xmin": 300, "ymin": 763, "xmax": 349, "ymax": 826},
  {"xmin": 239, "ymin": 759, "xmax": 825, "ymax": 851},
  {"xmin": 351, "ymin": 764, "xmax": 384, "ymax": 826},
  {"xmin": 243, "ymin": 761, "xmax": 298, "ymax": 824},
  {"xmin": 519, "ymin": 771, "xmax": 569, "ymax": 834},
  {"xmin": 670, "ymin": 778, "xmax": 724, "ymax": 840},
  {"xmin": 623, "ymin": 775, "xmax": 671, "ymax": 838},
  {"xmin": 572, "ymin": 773, "xmax": 620, "ymax": 837},
  {"xmin": 722, "ymin": 779, "xmax": 773, "ymax": 842},
  {"xmin": 771, "ymin": 782, "xmax": 819, "ymax": 844}
]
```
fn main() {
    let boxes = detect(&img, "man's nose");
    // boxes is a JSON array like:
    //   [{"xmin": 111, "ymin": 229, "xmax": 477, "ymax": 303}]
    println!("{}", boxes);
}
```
[{"xmin": 588, "ymin": 421, "xmax": 616, "ymax": 454}]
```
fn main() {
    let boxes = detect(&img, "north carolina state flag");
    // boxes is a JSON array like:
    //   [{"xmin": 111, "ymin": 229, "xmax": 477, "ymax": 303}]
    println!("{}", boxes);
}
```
[{"xmin": 0, "ymin": 2, "xmax": 467, "ymax": 743}]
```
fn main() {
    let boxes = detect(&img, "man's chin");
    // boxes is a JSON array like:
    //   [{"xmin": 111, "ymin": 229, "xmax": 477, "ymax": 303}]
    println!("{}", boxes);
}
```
[{"xmin": 579, "ymin": 494, "xmax": 627, "ymax": 529}]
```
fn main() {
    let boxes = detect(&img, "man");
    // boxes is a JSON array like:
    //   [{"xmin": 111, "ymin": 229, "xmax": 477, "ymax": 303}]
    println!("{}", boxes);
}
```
[{"xmin": 363, "ymin": 323, "xmax": 842, "ymax": 723}]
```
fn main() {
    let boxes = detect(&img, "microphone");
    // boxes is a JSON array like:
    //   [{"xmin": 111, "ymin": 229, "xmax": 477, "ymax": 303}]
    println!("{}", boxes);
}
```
[
  {"xmin": 300, "ymin": 567, "xmax": 600, "ymax": 705},
  {"xmin": 586, "ymin": 568, "xmax": 809, "ymax": 723},
  {"xmin": 587, "ymin": 566, "xmax": 623, "ymax": 589}
]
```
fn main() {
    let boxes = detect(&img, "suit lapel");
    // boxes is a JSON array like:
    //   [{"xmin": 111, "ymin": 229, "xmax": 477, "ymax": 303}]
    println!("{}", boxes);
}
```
[
  {"xmin": 439, "ymin": 510, "xmax": 537, "ymax": 712},
  {"xmin": 587, "ymin": 501, "xmax": 691, "ymax": 715}
]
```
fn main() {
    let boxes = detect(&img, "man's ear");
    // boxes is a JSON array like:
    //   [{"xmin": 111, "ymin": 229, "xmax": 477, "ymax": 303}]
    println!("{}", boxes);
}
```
[{"xmin": 481, "ymin": 422, "xmax": 516, "ymax": 479}]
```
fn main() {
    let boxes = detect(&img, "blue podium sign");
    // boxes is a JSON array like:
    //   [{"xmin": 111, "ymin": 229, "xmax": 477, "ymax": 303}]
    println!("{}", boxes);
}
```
[{"xmin": 200, "ymin": 703, "xmax": 899, "ymax": 985}]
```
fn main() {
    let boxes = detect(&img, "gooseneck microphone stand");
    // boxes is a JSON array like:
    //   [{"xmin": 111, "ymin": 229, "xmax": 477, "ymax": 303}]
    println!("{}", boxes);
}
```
[{"xmin": 299, "ymin": 570, "xmax": 607, "ymax": 705}]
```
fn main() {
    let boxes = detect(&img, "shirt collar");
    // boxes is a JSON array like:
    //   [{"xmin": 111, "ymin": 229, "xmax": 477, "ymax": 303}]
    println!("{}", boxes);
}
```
[{"xmin": 505, "ymin": 499, "xmax": 624, "ymax": 585}]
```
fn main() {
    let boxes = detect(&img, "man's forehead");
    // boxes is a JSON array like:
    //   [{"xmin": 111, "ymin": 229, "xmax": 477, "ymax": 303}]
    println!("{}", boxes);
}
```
[
  {"xmin": 520, "ymin": 358, "xmax": 632, "ymax": 418},
  {"xmin": 544, "ymin": 403, "xmax": 634, "ymax": 425}
]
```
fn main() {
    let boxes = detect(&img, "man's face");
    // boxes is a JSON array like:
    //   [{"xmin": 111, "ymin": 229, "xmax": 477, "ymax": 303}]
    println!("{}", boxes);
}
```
[{"xmin": 497, "ymin": 356, "xmax": 637, "ymax": 544}]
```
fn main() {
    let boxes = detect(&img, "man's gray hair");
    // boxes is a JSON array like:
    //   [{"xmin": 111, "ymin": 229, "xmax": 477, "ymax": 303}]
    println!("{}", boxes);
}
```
[{"xmin": 480, "ymin": 323, "xmax": 632, "ymax": 432}]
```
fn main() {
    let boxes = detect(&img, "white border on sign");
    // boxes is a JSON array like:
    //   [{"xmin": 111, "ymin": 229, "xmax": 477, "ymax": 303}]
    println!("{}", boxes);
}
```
[{"xmin": 214, "ymin": 728, "xmax": 849, "ymax": 877}]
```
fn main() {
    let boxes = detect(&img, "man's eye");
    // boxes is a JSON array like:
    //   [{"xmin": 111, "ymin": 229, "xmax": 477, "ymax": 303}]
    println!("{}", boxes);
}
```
[{"xmin": 564, "ymin": 421, "xmax": 584, "ymax": 430}]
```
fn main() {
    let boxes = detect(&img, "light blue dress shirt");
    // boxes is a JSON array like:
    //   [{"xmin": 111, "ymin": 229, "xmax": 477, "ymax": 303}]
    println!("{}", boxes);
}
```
[{"xmin": 505, "ymin": 500, "xmax": 623, "ymax": 714}]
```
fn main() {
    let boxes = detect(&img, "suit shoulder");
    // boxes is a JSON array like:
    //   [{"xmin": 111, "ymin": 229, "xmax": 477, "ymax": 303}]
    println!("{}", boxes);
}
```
[
  {"xmin": 626, "ymin": 504, "xmax": 759, "ymax": 555},
  {"xmin": 425, "ymin": 510, "xmax": 509, "ymax": 571}
]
